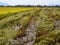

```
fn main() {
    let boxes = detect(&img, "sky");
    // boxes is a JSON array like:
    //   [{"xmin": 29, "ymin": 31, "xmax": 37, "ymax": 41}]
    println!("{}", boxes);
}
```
[{"xmin": 0, "ymin": 0, "xmax": 60, "ymax": 6}]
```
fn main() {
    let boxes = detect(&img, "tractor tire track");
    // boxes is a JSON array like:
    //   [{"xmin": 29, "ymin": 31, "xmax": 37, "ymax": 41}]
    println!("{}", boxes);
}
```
[{"xmin": 10, "ymin": 9, "xmax": 42, "ymax": 45}]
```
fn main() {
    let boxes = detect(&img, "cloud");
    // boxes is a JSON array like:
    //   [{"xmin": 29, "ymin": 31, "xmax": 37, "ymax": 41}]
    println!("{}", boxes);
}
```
[{"xmin": 0, "ymin": 0, "xmax": 60, "ymax": 5}]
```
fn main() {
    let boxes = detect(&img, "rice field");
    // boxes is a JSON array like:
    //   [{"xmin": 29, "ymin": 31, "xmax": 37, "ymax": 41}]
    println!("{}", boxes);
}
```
[
  {"xmin": 0, "ymin": 7, "xmax": 60, "ymax": 45},
  {"xmin": 0, "ymin": 7, "xmax": 34, "ymax": 15}
]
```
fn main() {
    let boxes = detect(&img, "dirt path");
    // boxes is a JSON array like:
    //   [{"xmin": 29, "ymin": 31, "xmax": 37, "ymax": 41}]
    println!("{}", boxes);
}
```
[
  {"xmin": 9, "ymin": 9, "xmax": 41, "ymax": 45},
  {"xmin": 23, "ymin": 17, "xmax": 38, "ymax": 45},
  {"xmin": 21, "ymin": 9, "xmax": 41, "ymax": 45},
  {"xmin": 16, "ymin": 16, "xmax": 40, "ymax": 45},
  {"xmin": 10, "ymin": 17, "xmax": 38, "ymax": 45}
]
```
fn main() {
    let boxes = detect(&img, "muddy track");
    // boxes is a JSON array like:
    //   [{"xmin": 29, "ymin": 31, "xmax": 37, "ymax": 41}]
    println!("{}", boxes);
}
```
[
  {"xmin": 22, "ymin": 9, "xmax": 42, "ymax": 45},
  {"xmin": 9, "ymin": 9, "xmax": 42, "ymax": 45}
]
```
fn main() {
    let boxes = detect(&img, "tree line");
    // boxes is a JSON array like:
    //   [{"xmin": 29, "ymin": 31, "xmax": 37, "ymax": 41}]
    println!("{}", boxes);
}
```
[{"xmin": 0, "ymin": 5, "xmax": 60, "ymax": 7}]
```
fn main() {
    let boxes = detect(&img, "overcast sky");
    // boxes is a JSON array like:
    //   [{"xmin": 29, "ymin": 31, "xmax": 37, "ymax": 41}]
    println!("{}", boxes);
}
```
[{"xmin": 0, "ymin": 0, "xmax": 60, "ymax": 5}]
